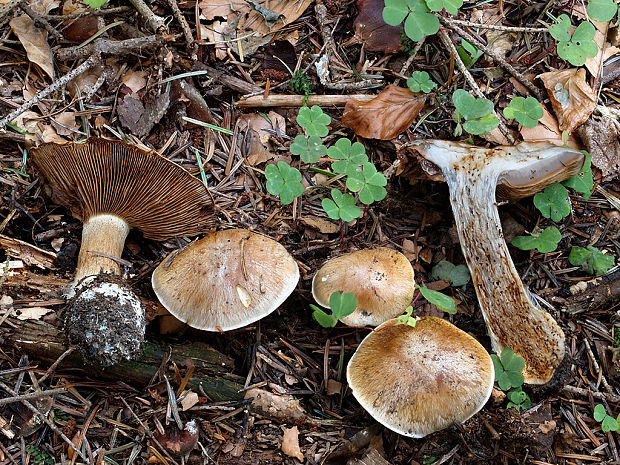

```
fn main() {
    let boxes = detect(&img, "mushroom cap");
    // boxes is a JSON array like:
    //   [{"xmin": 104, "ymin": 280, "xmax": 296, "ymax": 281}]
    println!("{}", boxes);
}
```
[
  {"xmin": 151, "ymin": 228, "xmax": 299, "ymax": 331},
  {"xmin": 347, "ymin": 316, "xmax": 494, "ymax": 438},
  {"xmin": 31, "ymin": 138, "xmax": 215, "ymax": 239},
  {"xmin": 311, "ymin": 248, "xmax": 415, "ymax": 326}
]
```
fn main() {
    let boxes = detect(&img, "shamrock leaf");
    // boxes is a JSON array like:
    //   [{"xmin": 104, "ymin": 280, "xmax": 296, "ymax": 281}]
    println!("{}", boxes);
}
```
[
  {"xmin": 322, "ymin": 189, "xmax": 361, "ymax": 222},
  {"xmin": 569, "ymin": 246, "xmax": 615, "ymax": 275},
  {"xmin": 511, "ymin": 226, "xmax": 562, "ymax": 254},
  {"xmin": 549, "ymin": 14, "xmax": 572, "ymax": 42},
  {"xmin": 551, "ymin": 15, "xmax": 598, "ymax": 66},
  {"xmin": 346, "ymin": 162, "xmax": 388, "ymax": 205},
  {"xmin": 407, "ymin": 71, "xmax": 437, "ymax": 93},
  {"xmin": 383, "ymin": 0, "xmax": 410, "ymax": 25},
  {"xmin": 265, "ymin": 161, "xmax": 303, "ymax": 205},
  {"xmin": 297, "ymin": 105, "xmax": 331, "ymax": 137},
  {"xmin": 417, "ymin": 283, "xmax": 456, "ymax": 314},
  {"xmin": 425, "ymin": 0, "xmax": 463, "ymax": 15},
  {"xmin": 491, "ymin": 347, "xmax": 525, "ymax": 391},
  {"xmin": 328, "ymin": 138, "xmax": 368, "ymax": 175},
  {"xmin": 395, "ymin": 306, "xmax": 420, "ymax": 327},
  {"xmin": 311, "ymin": 306, "xmax": 337, "ymax": 327},
  {"xmin": 563, "ymin": 151, "xmax": 593, "ymax": 199},
  {"xmin": 330, "ymin": 291, "xmax": 358, "ymax": 319},
  {"xmin": 452, "ymin": 89, "xmax": 499, "ymax": 135},
  {"xmin": 456, "ymin": 38, "xmax": 483, "ymax": 68},
  {"xmin": 507, "ymin": 388, "xmax": 531, "ymax": 412},
  {"xmin": 290, "ymin": 135, "xmax": 327, "ymax": 164},
  {"xmin": 503, "ymin": 96, "xmax": 544, "ymax": 128},
  {"xmin": 533, "ymin": 183, "xmax": 571, "ymax": 222},
  {"xmin": 431, "ymin": 260, "xmax": 471, "ymax": 286},
  {"xmin": 83, "ymin": 0, "xmax": 107, "ymax": 7},
  {"xmin": 587, "ymin": 0, "xmax": 618, "ymax": 22},
  {"xmin": 594, "ymin": 404, "xmax": 620, "ymax": 432}
]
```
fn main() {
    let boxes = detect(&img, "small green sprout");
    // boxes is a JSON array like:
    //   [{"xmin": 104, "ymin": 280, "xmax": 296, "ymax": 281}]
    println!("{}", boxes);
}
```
[
  {"xmin": 549, "ymin": 15, "xmax": 598, "ymax": 66},
  {"xmin": 533, "ymin": 183, "xmax": 571, "ymax": 222},
  {"xmin": 562, "ymin": 151, "xmax": 594, "ymax": 200},
  {"xmin": 431, "ymin": 260, "xmax": 471, "ymax": 287},
  {"xmin": 83, "ymin": 0, "xmax": 107, "ymax": 7},
  {"xmin": 507, "ymin": 388, "xmax": 532, "ymax": 412},
  {"xmin": 346, "ymin": 162, "xmax": 388, "ymax": 205},
  {"xmin": 26, "ymin": 445, "xmax": 54, "ymax": 465},
  {"xmin": 297, "ymin": 105, "xmax": 331, "ymax": 137},
  {"xmin": 407, "ymin": 71, "xmax": 437, "ymax": 93},
  {"xmin": 491, "ymin": 347, "xmax": 525, "ymax": 391},
  {"xmin": 425, "ymin": 0, "xmax": 462, "ymax": 14},
  {"xmin": 503, "ymin": 96, "xmax": 544, "ymax": 128},
  {"xmin": 382, "ymin": 0, "xmax": 440, "ymax": 42},
  {"xmin": 328, "ymin": 138, "xmax": 368, "ymax": 176},
  {"xmin": 289, "ymin": 70, "xmax": 313, "ymax": 96},
  {"xmin": 587, "ymin": 0, "xmax": 619, "ymax": 22},
  {"xmin": 456, "ymin": 38, "xmax": 483, "ymax": 68},
  {"xmin": 569, "ymin": 246, "xmax": 615, "ymax": 276},
  {"xmin": 511, "ymin": 226, "xmax": 562, "ymax": 254},
  {"xmin": 417, "ymin": 283, "xmax": 456, "ymax": 314},
  {"xmin": 311, "ymin": 291, "xmax": 358, "ymax": 327},
  {"xmin": 395, "ymin": 305, "xmax": 420, "ymax": 326},
  {"xmin": 593, "ymin": 404, "xmax": 620, "ymax": 432},
  {"xmin": 452, "ymin": 89, "xmax": 499, "ymax": 136},
  {"xmin": 290, "ymin": 135, "xmax": 327, "ymax": 164},
  {"xmin": 322, "ymin": 188, "xmax": 362, "ymax": 222},
  {"xmin": 265, "ymin": 161, "xmax": 304, "ymax": 205}
]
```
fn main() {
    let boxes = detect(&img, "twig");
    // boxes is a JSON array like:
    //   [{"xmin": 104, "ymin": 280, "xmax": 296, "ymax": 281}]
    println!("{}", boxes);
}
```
[
  {"xmin": 44, "ymin": 6, "xmax": 133, "ymax": 20},
  {"xmin": 37, "ymin": 347, "xmax": 74, "ymax": 385},
  {"xmin": 19, "ymin": 2, "xmax": 63, "ymax": 41},
  {"xmin": 0, "ymin": 387, "xmax": 67, "ymax": 406},
  {"xmin": 128, "ymin": 0, "xmax": 165, "ymax": 33},
  {"xmin": 0, "ymin": 0, "xmax": 22, "ymax": 30},
  {"xmin": 165, "ymin": 0, "xmax": 196, "ymax": 60},
  {"xmin": 583, "ymin": 338, "xmax": 614, "ymax": 395},
  {"xmin": 563, "ymin": 385, "xmax": 620, "ymax": 403},
  {"xmin": 438, "ymin": 29, "xmax": 515, "ymax": 144},
  {"xmin": 399, "ymin": 37, "xmax": 426, "ymax": 77},
  {"xmin": 448, "ymin": 19, "xmax": 548, "ymax": 33},
  {"xmin": 236, "ymin": 93, "xmax": 375, "ymax": 108},
  {"xmin": 0, "ymin": 55, "xmax": 99, "ymax": 132},
  {"xmin": 57, "ymin": 35, "xmax": 165, "ymax": 61}
]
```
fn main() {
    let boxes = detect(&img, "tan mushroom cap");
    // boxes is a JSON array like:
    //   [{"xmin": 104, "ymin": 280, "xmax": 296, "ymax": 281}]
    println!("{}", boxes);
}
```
[
  {"xmin": 152, "ymin": 228, "xmax": 299, "ymax": 331},
  {"xmin": 347, "ymin": 316, "xmax": 494, "ymax": 438},
  {"xmin": 311, "ymin": 248, "xmax": 415, "ymax": 326}
]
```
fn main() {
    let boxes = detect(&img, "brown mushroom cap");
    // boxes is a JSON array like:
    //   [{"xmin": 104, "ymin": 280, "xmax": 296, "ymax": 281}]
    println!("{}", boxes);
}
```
[
  {"xmin": 347, "ymin": 316, "xmax": 494, "ymax": 438},
  {"xmin": 152, "ymin": 228, "xmax": 299, "ymax": 331},
  {"xmin": 311, "ymin": 248, "xmax": 415, "ymax": 326}
]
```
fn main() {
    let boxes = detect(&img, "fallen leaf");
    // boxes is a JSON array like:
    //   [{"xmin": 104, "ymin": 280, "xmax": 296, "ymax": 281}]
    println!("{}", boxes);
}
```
[
  {"xmin": 341, "ymin": 85, "xmax": 426, "ymax": 140},
  {"xmin": 29, "ymin": 0, "xmax": 60, "ymax": 15},
  {"xmin": 350, "ymin": 0, "xmax": 402, "ymax": 53},
  {"xmin": 585, "ymin": 19, "xmax": 620, "ymax": 78},
  {"xmin": 539, "ymin": 420, "xmax": 557, "ymax": 434},
  {"xmin": 302, "ymin": 217, "xmax": 339, "ymax": 234},
  {"xmin": 487, "ymin": 30, "xmax": 515, "ymax": 59},
  {"xmin": 577, "ymin": 113, "xmax": 620, "ymax": 176},
  {"xmin": 51, "ymin": 111, "xmax": 79, "ymax": 136},
  {"xmin": 180, "ymin": 391, "xmax": 199, "ymax": 411},
  {"xmin": 281, "ymin": 426, "xmax": 304, "ymax": 462},
  {"xmin": 63, "ymin": 16, "xmax": 99, "ymax": 42},
  {"xmin": 51, "ymin": 237, "xmax": 64, "ymax": 251},
  {"xmin": 262, "ymin": 40, "xmax": 296, "ymax": 81},
  {"xmin": 118, "ymin": 95, "xmax": 144, "ymax": 129},
  {"xmin": 10, "ymin": 15, "xmax": 55, "ymax": 80},
  {"xmin": 538, "ymin": 68, "xmax": 596, "ymax": 134},
  {"xmin": 401, "ymin": 238, "xmax": 419, "ymax": 261},
  {"xmin": 326, "ymin": 379, "xmax": 342, "ymax": 396},
  {"xmin": 520, "ymin": 106, "xmax": 579, "ymax": 147},
  {"xmin": 17, "ymin": 306, "xmax": 52, "ymax": 320},
  {"xmin": 121, "ymin": 69, "xmax": 149, "ymax": 94},
  {"xmin": 236, "ymin": 111, "xmax": 285, "ymax": 165}
]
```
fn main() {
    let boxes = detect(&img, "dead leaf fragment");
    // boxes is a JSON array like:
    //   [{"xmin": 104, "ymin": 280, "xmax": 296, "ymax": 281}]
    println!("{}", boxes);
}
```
[
  {"xmin": 538, "ymin": 68, "xmax": 596, "ymax": 134},
  {"xmin": 10, "ymin": 15, "xmax": 54, "ymax": 80},
  {"xmin": 341, "ymin": 85, "xmax": 426, "ymax": 140},
  {"xmin": 281, "ymin": 426, "xmax": 304, "ymax": 462},
  {"xmin": 520, "ymin": 106, "xmax": 580, "ymax": 147},
  {"xmin": 576, "ymin": 114, "xmax": 620, "ymax": 176},
  {"xmin": 236, "ymin": 111, "xmax": 285, "ymax": 165},
  {"xmin": 16, "ymin": 307, "xmax": 52, "ymax": 320},
  {"xmin": 301, "ymin": 217, "xmax": 339, "ymax": 234},
  {"xmin": 351, "ymin": 0, "xmax": 402, "ymax": 53}
]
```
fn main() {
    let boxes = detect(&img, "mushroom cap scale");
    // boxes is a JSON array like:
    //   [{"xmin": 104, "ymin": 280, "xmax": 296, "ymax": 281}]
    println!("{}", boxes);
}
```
[
  {"xmin": 152, "ymin": 228, "xmax": 299, "ymax": 331},
  {"xmin": 347, "ymin": 316, "xmax": 494, "ymax": 438},
  {"xmin": 31, "ymin": 137, "xmax": 215, "ymax": 240},
  {"xmin": 311, "ymin": 248, "xmax": 415, "ymax": 327}
]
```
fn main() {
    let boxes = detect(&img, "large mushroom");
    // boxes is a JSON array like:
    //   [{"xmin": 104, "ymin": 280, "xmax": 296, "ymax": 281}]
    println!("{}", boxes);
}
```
[
  {"xmin": 405, "ymin": 140, "xmax": 584, "ymax": 384},
  {"xmin": 152, "ymin": 228, "xmax": 299, "ymax": 331},
  {"xmin": 347, "ymin": 316, "xmax": 494, "ymax": 438},
  {"xmin": 31, "ymin": 138, "xmax": 215, "ymax": 366}
]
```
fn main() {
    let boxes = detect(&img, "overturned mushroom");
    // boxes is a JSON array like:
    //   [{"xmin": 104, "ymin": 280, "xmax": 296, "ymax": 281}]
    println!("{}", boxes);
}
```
[
  {"xmin": 406, "ymin": 140, "xmax": 584, "ymax": 384},
  {"xmin": 152, "ymin": 228, "xmax": 299, "ymax": 331},
  {"xmin": 31, "ymin": 138, "xmax": 214, "ymax": 366},
  {"xmin": 347, "ymin": 316, "xmax": 494, "ymax": 438},
  {"xmin": 312, "ymin": 248, "xmax": 415, "ymax": 326}
]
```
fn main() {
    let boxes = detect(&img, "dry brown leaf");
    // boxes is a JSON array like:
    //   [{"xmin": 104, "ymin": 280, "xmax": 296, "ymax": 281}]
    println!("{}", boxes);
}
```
[
  {"xmin": 326, "ymin": 379, "xmax": 342, "ymax": 396},
  {"xmin": 341, "ymin": 85, "xmax": 426, "ymax": 140},
  {"xmin": 520, "ymin": 106, "xmax": 580, "ymax": 147},
  {"xmin": 236, "ymin": 111, "xmax": 285, "ymax": 166},
  {"xmin": 51, "ymin": 111, "xmax": 78, "ymax": 136},
  {"xmin": 585, "ymin": 19, "xmax": 620, "ymax": 78},
  {"xmin": 577, "ymin": 113, "xmax": 620, "ymax": 176},
  {"xmin": 29, "ymin": 0, "xmax": 60, "ymax": 15},
  {"xmin": 180, "ymin": 391, "xmax": 199, "ymax": 411},
  {"xmin": 350, "ymin": 0, "xmax": 402, "ymax": 53},
  {"xmin": 301, "ymin": 217, "xmax": 339, "ymax": 234},
  {"xmin": 10, "ymin": 15, "xmax": 54, "ymax": 80},
  {"xmin": 281, "ymin": 426, "xmax": 304, "ymax": 462},
  {"xmin": 538, "ymin": 68, "xmax": 596, "ymax": 134},
  {"xmin": 121, "ymin": 70, "xmax": 148, "ymax": 94}
]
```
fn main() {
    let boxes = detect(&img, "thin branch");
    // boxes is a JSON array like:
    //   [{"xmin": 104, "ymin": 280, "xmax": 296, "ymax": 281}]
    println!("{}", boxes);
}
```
[
  {"xmin": 449, "ymin": 19, "xmax": 548, "ymax": 33},
  {"xmin": 128, "ymin": 0, "xmax": 166, "ymax": 33}
]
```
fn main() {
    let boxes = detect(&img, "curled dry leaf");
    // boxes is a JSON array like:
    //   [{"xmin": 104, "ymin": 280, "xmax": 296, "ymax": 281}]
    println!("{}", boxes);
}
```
[
  {"xmin": 538, "ymin": 68, "xmax": 596, "ymax": 134},
  {"xmin": 350, "ymin": 0, "xmax": 402, "ymax": 53},
  {"xmin": 281, "ymin": 426, "xmax": 304, "ymax": 462},
  {"xmin": 585, "ymin": 19, "xmax": 620, "ymax": 78},
  {"xmin": 10, "ymin": 15, "xmax": 55, "ymax": 80},
  {"xmin": 577, "ymin": 114, "xmax": 620, "ymax": 176},
  {"xmin": 341, "ymin": 85, "xmax": 426, "ymax": 140},
  {"xmin": 236, "ymin": 111, "xmax": 285, "ymax": 166},
  {"xmin": 520, "ymin": 106, "xmax": 580, "ymax": 147}
]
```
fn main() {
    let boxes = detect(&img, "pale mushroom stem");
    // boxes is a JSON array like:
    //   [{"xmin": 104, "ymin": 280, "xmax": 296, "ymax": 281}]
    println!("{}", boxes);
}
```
[{"xmin": 73, "ymin": 213, "xmax": 130, "ymax": 286}]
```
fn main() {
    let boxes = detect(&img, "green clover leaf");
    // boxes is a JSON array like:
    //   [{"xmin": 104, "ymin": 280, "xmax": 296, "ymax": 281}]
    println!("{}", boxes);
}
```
[
  {"xmin": 587, "ymin": 0, "xmax": 619, "ymax": 22},
  {"xmin": 533, "ymin": 183, "xmax": 571, "ymax": 222},
  {"xmin": 83, "ymin": 0, "xmax": 108, "ymax": 7},
  {"xmin": 431, "ymin": 260, "xmax": 471, "ymax": 286},
  {"xmin": 290, "ymin": 135, "xmax": 327, "ymax": 164},
  {"xmin": 322, "ymin": 189, "xmax": 361, "ymax": 222},
  {"xmin": 297, "ymin": 105, "xmax": 331, "ymax": 137},
  {"xmin": 425, "ymin": 0, "xmax": 463, "ymax": 15},
  {"xmin": 407, "ymin": 71, "xmax": 437, "ymax": 93},
  {"xmin": 549, "ymin": 14, "xmax": 572, "ymax": 42},
  {"xmin": 311, "ymin": 306, "xmax": 337, "ymax": 327},
  {"xmin": 265, "ymin": 161, "xmax": 304, "ymax": 205},
  {"xmin": 417, "ymin": 283, "xmax": 456, "ymax": 314},
  {"xmin": 455, "ymin": 38, "xmax": 484, "ymax": 68},
  {"xmin": 569, "ymin": 246, "xmax": 615, "ymax": 275},
  {"xmin": 503, "ymin": 96, "xmax": 544, "ymax": 128},
  {"xmin": 594, "ymin": 404, "xmax": 620, "ymax": 432},
  {"xmin": 491, "ymin": 347, "xmax": 525, "ymax": 391},
  {"xmin": 330, "ymin": 291, "xmax": 358, "ymax": 319},
  {"xmin": 551, "ymin": 16, "xmax": 599, "ymax": 66},
  {"xmin": 383, "ymin": 0, "xmax": 439, "ymax": 42},
  {"xmin": 383, "ymin": 0, "xmax": 410, "ymax": 25},
  {"xmin": 346, "ymin": 162, "xmax": 387, "ymax": 205},
  {"xmin": 328, "ymin": 138, "xmax": 368, "ymax": 175},
  {"xmin": 511, "ymin": 226, "xmax": 562, "ymax": 254},
  {"xmin": 452, "ymin": 89, "xmax": 499, "ymax": 135},
  {"xmin": 395, "ymin": 306, "xmax": 420, "ymax": 327},
  {"xmin": 507, "ymin": 388, "xmax": 531, "ymax": 412},
  {"xmin": 563, "ymin": 151, "xmax": 593, "ymax": 199}
]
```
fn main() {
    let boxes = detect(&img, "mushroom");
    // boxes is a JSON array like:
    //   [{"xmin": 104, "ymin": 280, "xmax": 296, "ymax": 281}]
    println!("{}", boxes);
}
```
[
  {"xmin": 347, "ymin": 316, "xmax": 494, "ymax": 438},
  {"xmin": 311, "ymin": 248, "xmax": 415, "ymax": 326},
  {"xmin": 405, "ymin": 140, "xmax": 584, "ymax": 384},
  {"xmin": 31, "ymin": 138, "xmax": 214, "ymax": 366},
  {"xmin": 151, "ymin": 228, "xmax": 299, "ymax": 331}
]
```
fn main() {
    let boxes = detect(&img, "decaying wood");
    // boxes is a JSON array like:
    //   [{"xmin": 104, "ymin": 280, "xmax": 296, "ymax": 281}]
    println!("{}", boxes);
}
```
[
  {"xmin": 562, "ymin": 269, "xmax": 620, "ymax": 314},
  {"xmin": 236, "ymin": 94, "xmax": 375, "ymax": 108},
  {"xmin": 0, "ymin": 234, "xmax": 57, "ymax": 269},
  {"xmin": 0, "ymin": 317, "xmax": 244, "ymax": 401}
]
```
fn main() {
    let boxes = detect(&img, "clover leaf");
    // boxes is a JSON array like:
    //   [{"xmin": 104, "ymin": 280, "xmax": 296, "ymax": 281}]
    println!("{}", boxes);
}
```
[
  {"xmin": 569, "ymin": 246, "xmax": 615, "ymax": 275},
  {"xmin": 431, "ymin": 260, "xmax": 471, "ymax": 286},
  {"xmin": 297, "ymin": 105, "xmax": 331, "ymax": 137},
  {"xmin": 417, "ymin": 283, "xmax": 456, "ymax": 314},
  {"xmin": 456, "ymin": 38, "xmax": 483, "ymax": 68},
  {"xmin": 311, "ymin": 291, "xmax": 358, "ymax": 327},
  {"xmin": 549, "ymin": 14, "xmax": 572, "ymax": 42},
  {"xmin": 346, "ymin": 162, "xmax": 387, "ymax": 205},
  {"xmin": 265, "ymin": 161, "xmax": 304, "ymax": 205},
  {"xmin": 290, "ymin": 135, "xmax": 327, "ymax": 164},
  {"xmin": 328, "ymin": 138, "xmax": 368, "ymax": 176},
  {"xmin": 425, "ymin": 0, "xmax": 462, "ymax": 15},
  {"xmin": 322, "ymin": 189, "xmax": 361, "ymax": 222},
  {"xmin": 395, "ymin": 306, "xmax": 420, "ymax": 327},
  {"xmin": 407, "ymin": 71, "xmax": 437, "ymax": 93},
  {"xmin": 383, "ymin": 0, "xmax": 439, "ymax": 42},
  {"xmin": 533, "ymin": 183, "xmax": 571, "ymax": 222},
  {"xmin": 503, "ymin": 96, "xmax": 544, "ymax": 128},
  {"xmin": 587, "ymin": 0, "xmax": 618, "ymax": 22},
  {"xmin": 452, "ymin": 89, "xmax": 499, "ymax": 135},
  {"xmin": 507, "ymin": 388, "xmax": 531, "ymax": 412},
  {"xmin": 563, "ymin": 151, "xmax": 593, "ymax": 200},
  {"xmin": 511, "ymin": 226, "xmax": 562, "ymax": 254},
  {"xmin": 83, "ymin": 0, "xmax": 107, "ymax": 7},
  {"xmin": 491, "ymin": 347, "xmax": 525, "ymax": 391},
  {"xmin": 550, "ymin": 15, "xmax": 598, "ymax": 66},
  {"xmin": 594, "ymin": 404, "xmax": 620, "ymax": 432}
]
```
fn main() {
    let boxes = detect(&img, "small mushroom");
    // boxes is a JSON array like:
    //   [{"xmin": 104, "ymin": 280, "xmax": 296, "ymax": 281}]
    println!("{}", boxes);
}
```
[
  {"xmin": 406, "ymin": 140, "xmax": 584, "ymax": 384},
  {"xmin": 152, "ymin": 228, "xmax": 299, "ymax": 331},
  {"xmin": 347, "ymin": 316, "xmax": 494, "ymax": 438},
  {"xmin": 31, "ymin": 138, "xmax": 214, "ymax": 366},
  {"xmin": 312, "ymin": 248, "xmax": 415, "ymax": 326}
]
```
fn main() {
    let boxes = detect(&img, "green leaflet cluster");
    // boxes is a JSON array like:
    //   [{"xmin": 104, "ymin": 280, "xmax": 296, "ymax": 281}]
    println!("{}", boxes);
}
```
[{"xmin": 491, "ymin": 348, "xmax": 532, "ymax": 412}]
